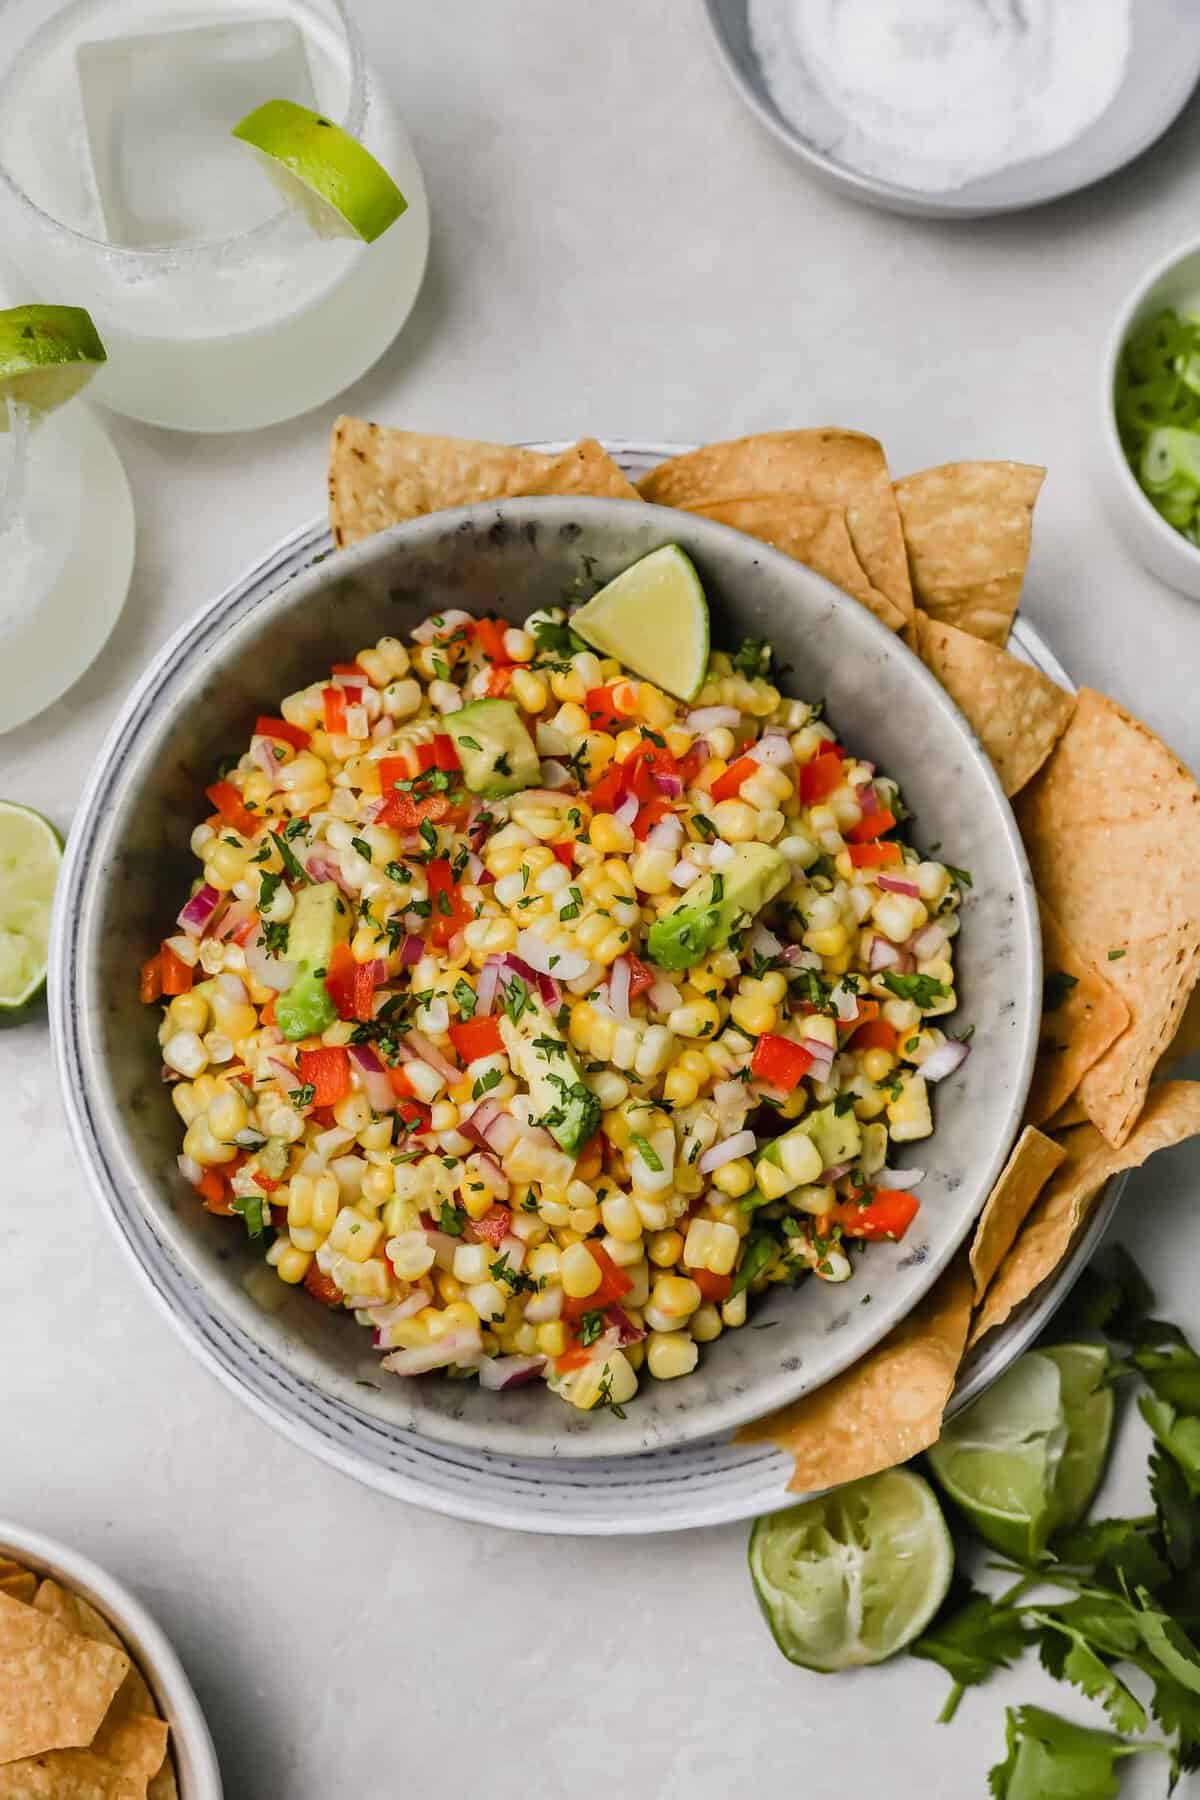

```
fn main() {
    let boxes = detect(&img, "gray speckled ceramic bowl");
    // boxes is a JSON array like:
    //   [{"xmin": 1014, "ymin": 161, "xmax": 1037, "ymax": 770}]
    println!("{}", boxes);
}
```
[{"xmin": 51, "ymin": 498, "xmax": 1039, "ymax": 1460}]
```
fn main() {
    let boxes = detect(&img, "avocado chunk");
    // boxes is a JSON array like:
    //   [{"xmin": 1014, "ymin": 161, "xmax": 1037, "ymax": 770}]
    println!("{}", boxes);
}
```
[
  {"xmin": 757, "ymin": 1104, "xmax": 863, "ymax": 1195},
  {"xmin": 446, "ymin": 699, "xmax": 540, "ymax": 797},
  {"xmin": 275, "ymin": 881, "xmax": 351, "ymax": 1042},
  {"xmin": 498, "ymin": 993, "xmax": 600, "ymax": 1156},
  {"xmin": 646, "ymin": 843, "xmax": 789, "ymax": 972}
]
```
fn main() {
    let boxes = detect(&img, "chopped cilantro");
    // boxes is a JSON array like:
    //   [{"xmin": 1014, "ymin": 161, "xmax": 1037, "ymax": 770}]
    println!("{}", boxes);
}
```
[
  {"xmin": 453, "ymin": 978, "xmax": 477, "ymax": 1019},
  {"xmin": 630, "ymin": 1133, "xmax": 664, "ymax": 1172},
  {"xmin": 1043, "ymin": 970, "xmax": 1079, "ymax": 1012}
]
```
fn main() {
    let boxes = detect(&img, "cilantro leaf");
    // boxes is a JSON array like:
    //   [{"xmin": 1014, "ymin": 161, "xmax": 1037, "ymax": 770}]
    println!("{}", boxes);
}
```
[
  {"xmin": 880, "ymin": 970, "xmax": 950, "ymax": 1008},
  {"xmin": 732, "ymin": 636, "xmax": 771, "ymax": 679},
  {"xmin": 988, "ymin": 1705, "xmax": 1162, "ymax": 1800},
  {"xmin": 1151, "ymin": 1447, "xmax": 1197, "ymax": 1573},
  {"xmin": 453, "ymin": 977, "xmax": 477, "ymax": 1020},
  {"xmin": 729, "ymin": 1231, "xmax": 778, "ymax": 1298},
  {"xmin": 1141, "ymin": 1394, "xmax": 1200, "ymax": 1496},
  {"xmin": 911, "ymin": 1582, "xmax": 1034, "ymax": 1717},
  {"xmin": 1033, "ymin": 1617, "xmax": 1147, "ymax": 1734}
]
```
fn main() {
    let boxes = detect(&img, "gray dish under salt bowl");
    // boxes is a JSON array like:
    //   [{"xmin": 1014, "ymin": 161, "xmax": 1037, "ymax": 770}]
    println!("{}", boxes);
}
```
[{"xmin": 51, "ymin": 497, "xmax": 1039, "ymax": 1460}]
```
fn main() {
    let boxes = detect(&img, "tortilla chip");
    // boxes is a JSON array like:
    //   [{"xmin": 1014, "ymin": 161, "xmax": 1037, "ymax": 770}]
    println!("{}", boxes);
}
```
[
  {"xmin": 894, "ymin": 461, "xmax": 1044, "ymax": 643},
  {"xmin": 638, "ymin": 431, "xmax": 914, "ymax": 627},
  {"xmin": 0, "ymin": 1748, "xmax": 145, "ymax": 1798},
  {"xmin": 148, "ymin": 1760, "xmax": 179, "ymax": 1800},
  {"xmin": 914, "ymin": 611, "xmax": 1074, "ymax": 796},
  {"xmin": 1048, "ymin": 1097, "xmax": 1090, "ymax": 1130},
  {"xmin": 970, "ymin": 1128, "xmax": 1065, "ymax": 1302},
  {"xmin": 0, "ymin": 1591, "xmax": 128, "ymax": 1762},
  {"xmin": 328, "ymin": 422, "xmax": 639, "ymax": 547},
  {"xmin": 1026, "ymin": 899, "xmax": 1131, "ymax": 1127},
  {"xmin": 0, "ymin": 1573, "xmax": 35, "ymax": 1604},
  {"xmin": 1017, "ymin": 689, "xmax": 1200, "ymax": 1147},
  {"xmin": 93, "ymin": 1714, "xmax": 168, "ymax": 1783},
  {"xmin": 736, "ymin": 1254, "xmax": 973, "ymax": 1491},
  {"xmin": 33, "ymin": 1582, "xmax": 156, "ymax": 1720},
  {"xmin": 971, "ymin": 1081, "xmax": 1200, "ymax": 1343},
  {"xmin": 676, "ymin": 497, "xmax": 906, "ymax": 632},
  {"xmin": 0, "ymin": 1562, "xmax": 25, "ymax": 1582},
  {"xmin": 1160, "ymin": 983, "xmax": 1200, "ymax": 1074}
]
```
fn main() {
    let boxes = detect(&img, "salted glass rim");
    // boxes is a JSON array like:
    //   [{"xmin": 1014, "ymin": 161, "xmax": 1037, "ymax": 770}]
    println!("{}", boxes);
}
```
[{"xmin": 0, "ymin": 0, "xmax": 368, "ymax": 267}]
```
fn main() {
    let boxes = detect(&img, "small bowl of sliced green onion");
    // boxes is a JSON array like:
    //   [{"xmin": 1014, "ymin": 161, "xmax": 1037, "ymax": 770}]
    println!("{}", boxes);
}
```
[{"xmin": 1104, "ymin": 240, "xmax": 1200, "ymax": 597}]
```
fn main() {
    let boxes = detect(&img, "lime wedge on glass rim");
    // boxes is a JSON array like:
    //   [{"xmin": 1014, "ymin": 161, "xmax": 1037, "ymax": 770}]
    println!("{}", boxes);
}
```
[
  {"xmin": 570, "ymin": 544, "xmax": 710, "ymax": 701},
  {"xmin": 232, "ymin": 99, "xmax": 407, "ymax": 242},
  {"xmin": 0, "ymin": 801, "xmax": 62, "ymax": 1013},
  {"xmin": 0, "ymin": 305, "xmax": 106, "ymax": 425},
  {"xmin": 748, "ymin": 1469, "xmax": 953, "ymax": 1671},
  {"xmin": 926, "ymin": 1344, "xmax": 1112, "ymax": 1560}
]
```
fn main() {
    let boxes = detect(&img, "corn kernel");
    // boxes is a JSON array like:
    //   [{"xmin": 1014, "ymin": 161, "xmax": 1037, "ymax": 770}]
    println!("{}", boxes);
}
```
[
  {"xmin": 646, "ymin": 1331, "xmax": 699, "ymax": 1381},
  {"xmin": 561, "ymin": 1241, "xmax": 603, "ymax": 1299},
  {"xmin": 711, "ymin": 1157, "xmax": 754, "ymax": 1198}
]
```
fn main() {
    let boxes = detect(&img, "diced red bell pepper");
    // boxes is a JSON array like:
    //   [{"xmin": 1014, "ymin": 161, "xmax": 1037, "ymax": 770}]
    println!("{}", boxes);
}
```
[
  {"xmin": 623, "ymin": 741, "xmax": 679, "ymax": 804},
  {"xmin": 848, "ymin": 808, "xmax": 897, "ymax": 844},
  {"xmin": 561, "ymin": 1242, "xmax": 633, "ymax": 1323},
  {"xmin": 139, "ymin": 952, "xmax": 163, "ymax": 1004},
  {"xmin": 195, "ymin": 1168, "xmax": 232, "ymax": 1214},
  {"xmin": 323, "ymin": 943, "xmax": 357, "ymax": 1021},
  {"xmin": 837, "ymin": 998, "xmax": 880, "ymax": 1036},
  {"xmin": 205, "ymin": 779, "xmax": 259, "ymax": 838},
  {"xmin": 555, "ymin": 1342, "xmax": 595, "ymax": 1374},
  {"xmin": 551, "ymin": 841, "xmax": 575, "ymax": 867},
  {"xmin": 633, "ymin": 797, "xmax": 672, "ymax": 840},
  {"xmin": 388, "ymin": 1063, "xmax": 416, "ymax": 1099},
  {"xmin": 587, "ymin": 763, "xmax": 627, "ymax": 813},
  {"xmin": 471, "ymin": 1203, "xmax": 512, "ymax": 1249},
  {"xmin": 448, "ymin": 1015, "xmax": 505, "ymax": 1064},
  {"xmin": 332, "ymin": 662, "xmax": 367, "ymax": 680},
  {"xmin": 833, "ymin": 1189, "xmax": 920, "ymax": 1241},
  {"xmin": 377, "ymin": 787, "xmax": 452, "ymax": 830},
  {"xmin": 585, "ymin": 685, "xmax": 626, "ymax": 732},
  {"xmin": 297, "ymin": 1045, "xmax": 350, "ymax": 1108},
  {"xmin": 254, "ymin": 715, "xmax": 310, "ymax": 750},
  {"xmin": 473, "ymin": 617, "xmax": 513, "ymax": 664},
  {"xmin": 261, "ymin": 994, "xmax": 277, "ymax": 1027},
  {"xmin": 848, "ymin": 1018, "xmax": 899, "ymax": 1053},
  {"xmin": 304, "ymin": 1265, "xmax": 344, "ymax": 1307},
  {"xmin": 485, "ymin": 665, "xmax": 514, "ymax": 698},
  {"xmin": 231, "ymin": 911, "xmax": 260, "ymax": 946},
  {"xmin": 434, "ymin": 733, "xmax": 460, "ymax": 772},
  {"xmin": 160, "ymin": 941, "xmax": 194, "ymax": 996},
  {"xmin": 427, "ymin": 858, "xmax": 471, "ymax": 949},
  {"xmin": 396, "ymin": 1099, "xmax": 432, "ymax": 1136},
  {"xmin": 679, "ymin": 742, "xmax": 709, "ymax": 787},
  {"xmin": 798, "ymin": 747, "xmax": 844, "ymax": 806},
  {"xmin": 322, "ymin": 686, "xmax": 348, "ymax": 735},
  {"xmin": 626, "ymin": 953, "xmax": 655, "ymax": 1000},
  {"xmin": 709, "ymin": 754, "xmax": 758, "ymax": 804},
  {"xmin": 353, "ymin": 960, "xmax": 377, "ymax": 1024},
  {"xmin": 693, "ymin": 1267, "xmax": 734, "ymax": 1303},
  {"xmin": 848, "ymin": 841, "xmax": 902, "ymax": 869},
  {"xmin": 251, "ymin": 1169, "xmax": 282, "ymax": 1193},
  {"xmin": 750, "ymin": 1032, "xmax": 814, "ymax": 1092}
]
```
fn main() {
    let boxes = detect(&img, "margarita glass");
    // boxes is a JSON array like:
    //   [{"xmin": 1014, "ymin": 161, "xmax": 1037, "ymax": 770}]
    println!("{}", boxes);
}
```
[{"xmin": 0, "ymin": 0, "xmax": 430, "ymax": 432}]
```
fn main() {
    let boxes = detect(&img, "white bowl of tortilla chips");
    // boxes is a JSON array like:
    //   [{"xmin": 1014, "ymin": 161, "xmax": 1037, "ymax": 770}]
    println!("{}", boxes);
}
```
[{"xmin": 0, "ymin": 1520, "xmax": 221, "ymax": 1798}]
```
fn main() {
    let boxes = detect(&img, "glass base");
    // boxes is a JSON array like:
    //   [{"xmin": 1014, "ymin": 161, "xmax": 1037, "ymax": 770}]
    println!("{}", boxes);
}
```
[
  {"xmin": 85, "ymin": 119, "xmax": 429, "ymax": 433},
  {"xmin": 0, "ymin": 404, "xmax": 134, "ymax": 733}
]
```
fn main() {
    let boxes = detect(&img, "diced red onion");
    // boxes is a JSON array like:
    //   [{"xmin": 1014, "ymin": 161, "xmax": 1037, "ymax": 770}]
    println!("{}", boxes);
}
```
[
  {"xmin": 403, "ymin": 1028, "xmax": 460, "ymax": 1082},
  {"xmin": 779, "ymin": 943, "xmax": 822, "ymax": 969},
  {"xmin": 646, "ymin": 815, "xmax": 684, "ymax": 853},
  {"xmin": 699, "ymin": 1129, "xmax": 756, "ymax": 1174},
  {"xmin": 609, "ymin": 955, "xmax": 632, "ymax": 1021},
  {"xmin": 686, "ymin": 705, "xmax": 739, "ymax": 732},
  {"xmin": 648, "ymin": 976, "xmax": 680, "ymax": 1013},
  {"xmin": 462, "ymin": 1099, "xmax": 521, "ymax": 1158},
  {"xmin": 397, "ymin": 933, "xmax": 424, "ymax": 966},
  {"xmin": 268, "ymin": 1056, "xmax": 298, "ymax": 1090},
  {"xmin": 305, "ymin": 851, "xmax": 352, "ymax": 895},
  {"xmin": 875, "ymin": 1166, "xmax": 926, "ymax": 1189},
  {"xmin": 244, "ymin": 930, "xmax": 298, "ymax": 992},
  {"xmin": 371, "ymin": 717, "xmax": 393, "ymax": 742},
  {"xmin": 421, "ymin": 1229, "xmax": 462, "ymax": 1272},
  {"xmin": 177, "ymin": 1153, "xmax": 202, "ymax": 1186},
  {"xmin": 831, "ymin": 984, "xmax": 860, "ymax": 1023},
  {"xmin": 524, "ymin": 1287, "xmax": 563, "ymax": 1324},
  {"xmin": 748, "ymin": 923, "xmax": 783, "ymax": 962},
  {"xmin": 464, "ymin": 853, "xmax": 485, "ymax": 884},
  {"xmin": 177, "ymin": 883, "xmax": 222, "ymax": 938},
  {"xmin": 614, "ymin": 792, "xmax": 639, "ymax": 829},
  {"xmin": 478, "ymin": 1354, "xmax": 547, "ymax": 1391},
  {"xmin": 381, "ymin": 1329, "xmax": 483, "ymax": 1375},
  {"xmin": 250, "ymin": 736, "xmax": 280, "ymax": 780},
  {"xmin": 212, "ymin": 898, "xmax": 254, "ymax": 942},
  {"xmin": 713, "ymin": 1080, "xmax": 750, "ymax": 1128},
  {"xmin": 473, "ymin": 1151, "xmax": 510, "ymax": 1199},
  {"xmin": 921, "ymin": 1040, "xmax": 971, "ymax": 1084},
  {"xmin": 651, "ymin": 771, "xmax": 684, "ymax": 798},
  {"xmin": 821, "ymin": 1160, "xmax": 853, "ymax": 1183},
  {"xmin": 749, "ymin": 736, "xmax": 793, "ymax": 767},
  {"xmin": 709, "ymin": 840, "xmax": 735, "ymax": 868},
  {"xmin": 671, "ymin": 859, "xmax": 699, "ymax": 888},
  {"xmin": 877, "ymin": 874, "xmax": 920, "ymax": 898},
  {"xmin": 910, "ymin": 921, "xmax": 950, "ymax": 959},
  {"xmin": 604, "ymin": 1305, "xmax": 645, "ymax": 1347},
  {"xmin": 348, "ymin": 1043, "xmax": 396, "ymax": 1113},
  {"xmin": 501, "ymin": 950, "xmax": 562, "ymax": 1007},
  {"xmin": 857, "ymin": 783, "xmax": 879, "ymax": 814},
  {"xmin": 411, "ymin": 608, "xmax": 473, "ymax": 644},
  {"xmin": 538, "ymin": 759, "xmax": 575, "ymax": 790},
  {"xmin": 476, "ymin": 957, "xmax": 503, "ymax": 1017},
  {"xmin": 869, "ymin": 936, "xmax": 903, "ymax": 973},
  {"xmin": 800, "ymin": 1039, "xmax": 835, "ymax": 1078}
]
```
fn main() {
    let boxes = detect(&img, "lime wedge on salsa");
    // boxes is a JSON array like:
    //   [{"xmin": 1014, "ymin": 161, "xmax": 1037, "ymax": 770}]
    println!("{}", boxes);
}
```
[
  {"xmin": 0, "ymin": 801, "xmax": 62, "ymax": 1012},
  {"xmin": 748, "ymin": 1469, "xmax": 953, "ymax": 1671},
  {"xmin": 232, "ymin": 99, "xmax": 407, "ymax": 243},
  {"xmin": 0, "ymin": 306, "xmax": 106, "ymax": 424},
  {"xmin": 570, "ymin": 544, "xmax": 710, "ymax": 701}
]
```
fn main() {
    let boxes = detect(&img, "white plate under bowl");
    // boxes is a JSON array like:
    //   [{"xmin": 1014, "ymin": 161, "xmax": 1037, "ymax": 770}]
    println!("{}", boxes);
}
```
[
  {"xmin": 0, "ymin": 1517, "xmax": 222, "ymax": 1795},
  {"xmin": 702, "ymin": 0, "xmax": 1200, "ymax": 220},
  {"xmin": 51, "ymin": 441, "xmax": 1115, "ymax": 1533}
]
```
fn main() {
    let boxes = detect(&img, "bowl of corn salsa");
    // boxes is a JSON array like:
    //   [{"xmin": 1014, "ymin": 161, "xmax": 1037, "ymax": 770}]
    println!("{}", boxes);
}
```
[{"xmin": 54, "ymin": 500, "xmax": 1039, "ymax": 1459}]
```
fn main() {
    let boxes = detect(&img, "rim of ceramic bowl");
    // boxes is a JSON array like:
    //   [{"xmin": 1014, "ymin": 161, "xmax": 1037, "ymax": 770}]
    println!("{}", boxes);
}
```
[
  {"xmin": 50, "ymin": 496, "xmax": 1040, "ymax": 1459},
  {"xmin": 1101, "ymin": 233, "xmax": 1200, "ymax": 569},
  {"xmin": 0, "ymin": 1518, "xmax": 222, "ymax": 1797}
]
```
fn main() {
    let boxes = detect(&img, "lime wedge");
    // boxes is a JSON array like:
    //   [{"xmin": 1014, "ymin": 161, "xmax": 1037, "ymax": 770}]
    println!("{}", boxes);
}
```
[
  {"xmin": 570, "ymin": 545, "xmax": 710, "ymax": 701},
  {"xmin": 0, "ymin": 306, "xmax": 106, "ymax": 426},
  {"xmin": 232, "ymin": 100, "xmax": 407, "ymax": 243},
  {"xmin": 748, "ymin": 1468, "xmax": 953, "ymax": 1671},
  {"xmin": 927, "ymin": 1345, "xmax": 1113, "ymax": 1560},
  {"xmin": 0, "ymin": 801, "xmax": 62, "ymax": 1012},
  {"xmin": 1041, "ymin": 1342, "xmax": 1114, "ymax": 1531}
]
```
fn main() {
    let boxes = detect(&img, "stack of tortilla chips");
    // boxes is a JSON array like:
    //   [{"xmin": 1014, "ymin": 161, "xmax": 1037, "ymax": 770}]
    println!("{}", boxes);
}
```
[
  {"xmin": 328, "ymin": 422, "xmax": 1200, "ymax": 1495},
  {"xmin": 0, "ymin": 1560, "xmax": 176, "ymax": 1797}
]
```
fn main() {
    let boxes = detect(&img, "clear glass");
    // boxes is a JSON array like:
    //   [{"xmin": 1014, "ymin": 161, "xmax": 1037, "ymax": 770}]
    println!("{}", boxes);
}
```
[
  {"xmin": 0, "ymin": 400, "xmax": 134, "ymax": 731},
  {"xmin": 0, "ymin": 0, "xmax": 429, "ymax": 431}
]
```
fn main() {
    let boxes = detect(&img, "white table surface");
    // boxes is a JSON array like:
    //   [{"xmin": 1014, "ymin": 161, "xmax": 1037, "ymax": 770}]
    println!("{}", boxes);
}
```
[{"xmin": 4, "ymin": 5, "xmax": 1200, "ymax": 1794}]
